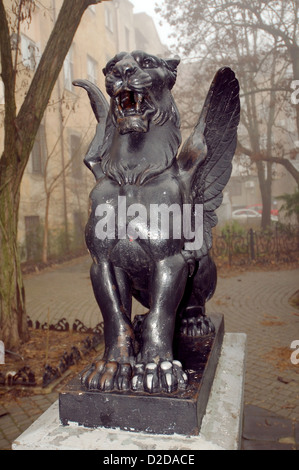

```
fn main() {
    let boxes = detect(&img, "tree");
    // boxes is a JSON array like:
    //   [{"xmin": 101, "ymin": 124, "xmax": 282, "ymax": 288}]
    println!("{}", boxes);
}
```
[
  {"xmin": 41, "ymin": 106, "xmax": 93, "ymax": 264},
  {"xmin": 277, "ymin": 189, "xmax": 299, "ymax": 225},
  {"xmin": 0, "ymin": 0, "xmax": 110, "ymax": 350},
  {"xmin": 158, "ymin": 0, "xmax": 298, "ymax": 228},
  {"xmin": 158, "ymin": 0, "xmax": 298, "ymax": 130}
]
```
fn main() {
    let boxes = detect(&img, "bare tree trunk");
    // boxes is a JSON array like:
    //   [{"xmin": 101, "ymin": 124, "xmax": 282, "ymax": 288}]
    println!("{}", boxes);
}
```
[
  {"xmin": 261, "ymin": 166, "xmax": 272, "ymax": 229},
  {"xmin": 42, "ymin": 194, "xmax": 51, "ymax": 264},
  {"xmin": 0, "ymin": 171, "xmax": 29, "ymax": 349},
  {"xmin": 289, "ymin": 45, "xmax": 299, "ymax": 137},
  {"xmin": 0, "ymin": 0, "xmax": 108, "ymax": 349}
]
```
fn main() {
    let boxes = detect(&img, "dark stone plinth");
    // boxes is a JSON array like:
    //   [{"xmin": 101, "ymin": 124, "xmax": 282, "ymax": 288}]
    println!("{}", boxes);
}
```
[{"xmin": 59, "ymin": 313, "xmax": 224, "ymax": 436}]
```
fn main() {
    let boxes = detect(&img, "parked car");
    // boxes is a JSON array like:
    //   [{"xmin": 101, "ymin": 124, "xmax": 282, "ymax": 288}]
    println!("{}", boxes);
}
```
[
  {"xmin": 232, "ymin": 209, "xmax": 278, "ymax": 224},
  {"xmin": 232, "ymin": 209, "xmax": 262, "ymax": 224},
  {"xmin": 246, "ymin": 204, "xmax": 279, "ymax": 217}
]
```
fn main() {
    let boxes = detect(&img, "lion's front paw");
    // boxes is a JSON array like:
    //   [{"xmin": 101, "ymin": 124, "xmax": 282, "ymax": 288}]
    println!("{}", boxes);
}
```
[
  {"xmin": 131, "ymin": 360, "xmax": 188, "ymax": 394},
  {"xmin": 81, "ymin": 360, "xmax": 132, "ymax": 392},
  {"xmin": 180, "ymin": 316, "xmax": 215, "ymax": 337}
]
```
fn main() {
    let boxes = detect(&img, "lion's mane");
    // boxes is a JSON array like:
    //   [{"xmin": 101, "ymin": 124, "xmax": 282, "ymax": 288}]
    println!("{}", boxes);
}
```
[{"xmin": 99, "ymin": 101, "xmax": 181, "ymax": 185}]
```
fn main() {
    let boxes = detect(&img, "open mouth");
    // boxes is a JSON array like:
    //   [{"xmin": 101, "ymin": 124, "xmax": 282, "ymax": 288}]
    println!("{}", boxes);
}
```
[{"xmin": 114, "ymin": 90, "xmax": 153, "ymax": 118}]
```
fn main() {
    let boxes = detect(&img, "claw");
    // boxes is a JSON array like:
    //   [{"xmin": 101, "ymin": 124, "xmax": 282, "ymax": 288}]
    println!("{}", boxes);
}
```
[
  {"xmin": 173, "ymin": 360, "xmax": 188, "ymax": 390},
  {"xmin": 81, "ymin": 360, "xmax": 119, "ymax": 391},
  {"xmin": 146, "ymin": 374, "xmax": 154, "ymax": 391},
  {"xmin": 160, "ymin": 361, "xmax": 175, "ymax": 393},
  {"xmin": 116, "ymin": 363, "xmax": 132, "ymax": 391},
  {"xmin": 180, "ymin": 315, "xmax": 215, "ymax": 337},
  {"xmin": 81, "ymin": 360, "xmax": 105, "ymax": 390},
  {"xmin": 166, "ymin": 373, "xmax": 172, "ymax": 390},
  {"xmin": 99, "ymin": 361, "xmax": 118, "ymax": 391},
  {"xmin": 131, "ymin": 363, "xmax": 145, "ymax": 391},
  {"xmin": 144, "ymin": 363, "xmax": 159, "ymax": 393}
]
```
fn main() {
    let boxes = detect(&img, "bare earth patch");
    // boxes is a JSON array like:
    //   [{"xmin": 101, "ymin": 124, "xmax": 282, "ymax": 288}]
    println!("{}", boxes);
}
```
[{"xmin": 0, "ymin": 328, "xmax": 104, "ymax": 405}]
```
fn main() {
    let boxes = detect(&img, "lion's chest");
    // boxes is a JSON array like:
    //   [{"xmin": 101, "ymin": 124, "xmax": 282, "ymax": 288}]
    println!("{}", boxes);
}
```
[
  {"xmin": 86, "ymin": 172, "xmax": 185, "ymax": 267},
  {"xmin": 90, "ymin": 171, "xmax": 183, "ymax": 213}
]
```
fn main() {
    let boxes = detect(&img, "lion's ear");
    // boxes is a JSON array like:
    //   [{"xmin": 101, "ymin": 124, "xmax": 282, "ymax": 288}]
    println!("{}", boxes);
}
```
[
  {"xmin": 165, "ymin": 56, "xmax": 180, "ymax": 72},
  {"xmin": 165, "ymin": 56, "xmax": 180, "ymax": 89}
]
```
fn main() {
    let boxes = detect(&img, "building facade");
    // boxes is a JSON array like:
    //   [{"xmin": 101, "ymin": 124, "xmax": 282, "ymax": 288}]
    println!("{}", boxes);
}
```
[{"xmin": 0, "ymin": 0, "xmax": 168, "ymax": 262}]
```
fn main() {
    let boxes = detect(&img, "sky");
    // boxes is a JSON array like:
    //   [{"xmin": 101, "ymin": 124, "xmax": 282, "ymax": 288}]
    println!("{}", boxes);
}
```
[{"xmin": 129, "ymin": 0, "xmax": 172, "ymax": 47}]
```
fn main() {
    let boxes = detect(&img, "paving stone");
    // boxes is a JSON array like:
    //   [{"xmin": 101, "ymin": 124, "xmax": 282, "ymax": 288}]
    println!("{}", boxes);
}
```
[
  {"xmin": 1, "ymin": 257, "xmax": 299, "ymax": 450},
  {"xmin": 243, "ymin": 413, "xmax": 294, "ymax": 442},
  {"xmin": 3, "ymin": 427, "xmax": 20, "ymax": 440},
  {"xmin": 242, "ymin": 439, "xmax": 295, "ymax": 450},
  {"xmin": 244, "ymin": 405, "xmax": 270, "ymax": 417},
  {"xmin": 0, "ymin": 438, "xmax": 10, "ymax": 450}
]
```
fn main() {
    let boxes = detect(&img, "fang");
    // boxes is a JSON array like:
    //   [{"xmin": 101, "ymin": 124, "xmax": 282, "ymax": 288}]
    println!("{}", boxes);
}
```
[{"xmin": 134, "ymin": 93, "xmax": 143, "ymax": 113}]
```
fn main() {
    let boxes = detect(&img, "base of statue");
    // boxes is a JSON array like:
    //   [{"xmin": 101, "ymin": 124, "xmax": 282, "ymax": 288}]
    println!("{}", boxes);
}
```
[
  {"xmin": 12, "ymin": 331, "xmax": 247, "ymax": 450},
  {"xmin": 58, "ymin": 314, "xmax": 224, "ymax": 436}
]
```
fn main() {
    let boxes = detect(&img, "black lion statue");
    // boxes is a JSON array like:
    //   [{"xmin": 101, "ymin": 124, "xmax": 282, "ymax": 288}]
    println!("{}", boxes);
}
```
[{"xmin": 73, "ymin": 50, "xmax": 240, "ymax": 394}]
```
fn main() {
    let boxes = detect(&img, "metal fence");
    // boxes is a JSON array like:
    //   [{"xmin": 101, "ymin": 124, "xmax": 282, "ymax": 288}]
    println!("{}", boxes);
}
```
[{"xmin": 211, "ymin": 225, "xmax": 299, "ymax": 266}]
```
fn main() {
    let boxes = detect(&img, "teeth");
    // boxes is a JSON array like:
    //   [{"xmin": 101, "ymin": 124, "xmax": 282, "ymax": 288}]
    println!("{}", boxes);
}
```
[
  {"xmin": 115, "ymin": 92, "xmax": 144, "ymax": 116},
  {"xmin": 134, "ymin": 93, "xmax": 143, "ymax": 113},
  {"xmin": 115, "ymin": 95, "xmax": 124, "ymax": 116}
]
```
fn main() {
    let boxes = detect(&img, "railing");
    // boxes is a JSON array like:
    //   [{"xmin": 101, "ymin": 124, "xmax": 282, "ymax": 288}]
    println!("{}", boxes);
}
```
[{"xmin": 211, "ymin": 225, "xmax": 299, "ymax": 266}]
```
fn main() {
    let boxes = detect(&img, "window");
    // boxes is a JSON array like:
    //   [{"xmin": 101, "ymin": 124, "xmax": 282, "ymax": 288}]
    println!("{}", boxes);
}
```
[
  {"xmin": 105, "ymin": 5, "xmax": 114, "ymax": 32},
  {"xmin": 70, "ymin": 133, "xmax": 82, "ymax": 179},
  {"xmin": 87, "ymin": 56, "xmax": 98, "ymax": 84},
  {"xmin": 31, "ymin": 125, "xmax": 46, "ymax": 174},
  {"xmin": 64, "ymin": 45, "xmax": 74, "ymax": 91},
  {"xmin": 21, "ymin": 34, "xmax": 39, "ymax": 71}
]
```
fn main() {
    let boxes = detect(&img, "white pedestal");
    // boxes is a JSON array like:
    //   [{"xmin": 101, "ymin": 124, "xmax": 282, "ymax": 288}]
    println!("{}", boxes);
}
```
[{"xmin": 12, "ymin": 333, "xmax": 246, "ymax": 451}]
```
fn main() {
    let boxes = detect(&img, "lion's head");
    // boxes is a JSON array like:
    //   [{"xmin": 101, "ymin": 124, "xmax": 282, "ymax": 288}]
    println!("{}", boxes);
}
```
[
  {"xmin": 98, "ymin": 51, "xmax": 182, "ymax": 185},
  {"xmin": 103, "ymin": 50, "xmax": 180, "ymax": 134}
]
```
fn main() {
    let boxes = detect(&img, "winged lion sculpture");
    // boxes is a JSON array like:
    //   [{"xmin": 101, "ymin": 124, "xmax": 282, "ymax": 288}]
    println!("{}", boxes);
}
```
[{"xmin": 73, "ymin": 50, "xmax": 240, "ymax": 395}]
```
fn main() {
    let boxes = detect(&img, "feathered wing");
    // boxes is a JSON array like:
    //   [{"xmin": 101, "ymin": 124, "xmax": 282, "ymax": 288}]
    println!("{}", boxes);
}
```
[
  {"xmin": 178, "ymin": 67, "xmax": 240, "ymax": 259},
  {"xmin": 73, "ymin": 79, "xmax": 109, "ymax": 180}
]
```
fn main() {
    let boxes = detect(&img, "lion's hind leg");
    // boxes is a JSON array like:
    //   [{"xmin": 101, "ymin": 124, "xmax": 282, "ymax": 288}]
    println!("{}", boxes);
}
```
[{"xmin": 179, "ymin": 254, "xmax": 217, "ymax": 337}]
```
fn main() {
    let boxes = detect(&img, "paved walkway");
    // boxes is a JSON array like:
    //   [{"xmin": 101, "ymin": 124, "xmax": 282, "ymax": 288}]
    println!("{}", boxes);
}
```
[{"xmin": 0, "ymin": 256, "xmax": 298, "ymax": 450}]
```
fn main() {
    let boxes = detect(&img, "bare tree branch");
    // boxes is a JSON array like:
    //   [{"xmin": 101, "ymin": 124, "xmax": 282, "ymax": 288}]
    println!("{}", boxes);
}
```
[
  {"xmin": 254, "ymin": 154, "xmax": 299, "ymax": 186},
  {"xmin": 0, "ymin": 0, "xmax": 17, "ymax": 161}
]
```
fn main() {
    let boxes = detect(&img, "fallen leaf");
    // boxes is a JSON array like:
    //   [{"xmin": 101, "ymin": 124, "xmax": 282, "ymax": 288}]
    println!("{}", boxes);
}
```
[
  {"xmin": 277, "ymin": 376, "xmax": 293, "ymax": 384},
  {"xmin": 260, "ymin": 320, "xmax": 286, "ymax": 326}
]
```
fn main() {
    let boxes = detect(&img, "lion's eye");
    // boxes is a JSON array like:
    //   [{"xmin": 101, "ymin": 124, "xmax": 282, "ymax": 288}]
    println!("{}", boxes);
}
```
[
  {"xmin": 142, "ymin": 57, "xmax": 157, "ymax": 69},
  {"xmin": 106, "ymin": 62, "xmax": 116, "ymax": 74}
]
